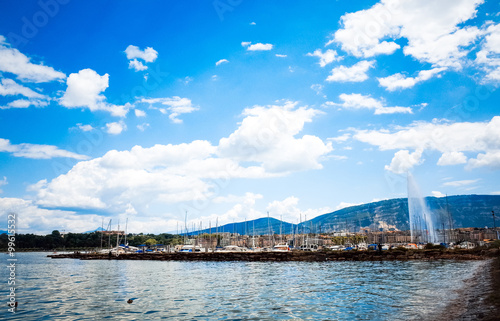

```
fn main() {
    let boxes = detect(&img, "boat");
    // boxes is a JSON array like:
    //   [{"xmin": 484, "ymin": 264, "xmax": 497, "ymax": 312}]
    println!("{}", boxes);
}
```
[
  {"xmin": 272, "ymin": 244, "xmax": 290, "ymax": 252},
  {"xmin": 216, "ymin": 245, "xmax": 248, "ymax": 252},
  {"xmin": 299, "ymin": 244, "xmax": 318, "ymax": 251},
  {"xmin": 178, "ymin": 245, "xmax": 204, "ymax": 252}
]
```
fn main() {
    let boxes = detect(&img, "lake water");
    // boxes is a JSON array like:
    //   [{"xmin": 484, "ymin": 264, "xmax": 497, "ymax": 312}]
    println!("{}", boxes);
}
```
[{"xmin": 1, "ymin": 252, "xmax": 487, "ymax": 320}]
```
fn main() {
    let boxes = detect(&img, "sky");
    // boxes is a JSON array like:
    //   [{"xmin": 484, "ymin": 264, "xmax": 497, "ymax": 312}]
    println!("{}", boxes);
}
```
[{"xmin": 0, "ymin": 0, "xmax": 499, "ymax": 234}]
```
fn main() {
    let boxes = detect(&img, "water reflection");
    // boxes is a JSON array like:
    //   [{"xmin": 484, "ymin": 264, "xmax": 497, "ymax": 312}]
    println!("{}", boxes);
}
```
[{"xmin": 0, "ymin": 253, "xmax": 484, "ymax": 320}]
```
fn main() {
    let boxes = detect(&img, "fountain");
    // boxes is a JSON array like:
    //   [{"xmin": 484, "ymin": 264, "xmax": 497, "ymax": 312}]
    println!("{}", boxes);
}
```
[{"xmin": 407, "ymin": 172, "xmax": 438, "ymax": 243}]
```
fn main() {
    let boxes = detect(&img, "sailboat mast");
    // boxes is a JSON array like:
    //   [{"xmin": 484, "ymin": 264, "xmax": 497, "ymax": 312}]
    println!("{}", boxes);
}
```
[{"xmin": 124, "ymin": 217, "xmax": 128, "ymax": 246}]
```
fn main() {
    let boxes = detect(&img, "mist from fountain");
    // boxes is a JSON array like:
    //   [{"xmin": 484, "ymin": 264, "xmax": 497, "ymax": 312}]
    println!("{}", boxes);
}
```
[{"xmin": 407, "ymin": 172, "xmax": 438, "ymax": 243}]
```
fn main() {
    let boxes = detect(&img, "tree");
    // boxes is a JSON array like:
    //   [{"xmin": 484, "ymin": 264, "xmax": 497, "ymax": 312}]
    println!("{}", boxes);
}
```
[{"xmin": 145, "ymin": 238, "xmax": 157, "ymax": 246}]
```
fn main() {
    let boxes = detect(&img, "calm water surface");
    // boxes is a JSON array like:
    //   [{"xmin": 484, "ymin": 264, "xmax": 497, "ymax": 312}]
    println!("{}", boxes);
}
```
[{"xmin": 1, "ymin": 252, "xmax": 485, "ymax": 320}]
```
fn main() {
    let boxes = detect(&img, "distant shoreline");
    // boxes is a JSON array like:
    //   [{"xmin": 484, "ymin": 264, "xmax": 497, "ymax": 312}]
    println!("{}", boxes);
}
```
[{"xmin": 48, "ymin": 248, "xmax": 500, "ymax": 262}]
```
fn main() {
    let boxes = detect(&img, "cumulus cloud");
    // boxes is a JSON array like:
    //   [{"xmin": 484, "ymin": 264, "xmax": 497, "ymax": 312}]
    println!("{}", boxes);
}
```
[
  {"xmin": 78, "ymin": 124, "xmax": 94, "ymax": 132},
  {"xmin": 0, "ymin": 36, "xmax": 66, "ymax": 82},
  {"xmin": 134, "ymin": 109, "xmax": 146, "ymax": 117},
  {"xmin": 0, "ymin": 78, "xmax": 45, "ymax": 98},
  {"xmin": 215, "ymin": 59, "xmax": 229, "ymax": 66},
  {"xmin": 0, "ymin": 98, "xmax": 49, "ymax": 109},
  {"xmin": 475, "ymin": 23, "xmax": 500, "ymax": 82},
  {"xmin": 326, "ymin": 60, "xmax": 374, "ymax": 82},
  {"xmin": 306, "ymin": 49, "xmax": 341, "ymax": 67},
  {"xmin": 60, "ymin": 69, "xmax": 130, "ymax": 117},
  {"xmin": 266, "ymin": 196, "xmax": 333, "ymax": 224},
  {"xmin": 431, "ymin": 191, "xmax": 446, "ymax": 197},
  {"xmin": 0, "ymin": 197, "xmax": 103, "ymax": 234},
  {"xmin": 105, "ymin": 121, "xmax": 127, "ymax": 135},
  {"xmin": 128, "ymin": 59, "xmax": 147, "ymax": 71},
  {"xmin": 354, "ymin": 116, "xmax": 500, "ymax": 170},
  {"xmin": 29, "ymin": 102, "xmax": 332, "ymax": 213},
  {"xmin": 124, "ymin": 45, "xmax": 158, "ymax": 72},
  {"xmin": 333, "ymin": 0, "xmax": 483, "ymax": 68},
  {"xmin": 217, "ymin": 101, "xmax": 332, "ymax": 173},
  {"xmin": 275, "ymin": 54, "xmax": 287, "ymax": 58},
  {"xmin": 125, "ymin": 45, "xmax": 158, "ymax": 63},
  {"xmin": 467, "ymin": 151, "xmax": 500, "ymax": 169},
  {"xmin": 0, "ymin": 138, "xmax": 88, "ymax": 160},
  {"xmin": 437, "ymin": 151, "xmax": 467, "ymax": 166},
  {"xmin": 384, "ymin": 149, "xmax": 423, "ymax": 174},
  {"xmin": 139, "ymin": 96, "xmax": 199, "ymax": 123},
  {"xmin": 242, "ymin": 42, "xmax": 274, "ymax": 51},
  {"xmin": 377, "ymin": 67, "xmax": 447, "ymax": 91},
  {"xmin": 327, "ymin": 93, "xmax": 413, "ymax": 115}
]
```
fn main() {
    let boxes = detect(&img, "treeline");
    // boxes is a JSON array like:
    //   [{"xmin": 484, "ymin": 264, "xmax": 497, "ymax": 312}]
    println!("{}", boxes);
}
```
[{"xmin": 0, "ymin": 230, "xmax": 183, "ymax": 251}]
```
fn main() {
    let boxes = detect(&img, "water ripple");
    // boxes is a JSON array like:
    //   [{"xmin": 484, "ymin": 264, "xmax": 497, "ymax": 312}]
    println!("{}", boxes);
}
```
[{"xmin": 0, "ymin": 253, "xmax": 485, "ymax": 320}]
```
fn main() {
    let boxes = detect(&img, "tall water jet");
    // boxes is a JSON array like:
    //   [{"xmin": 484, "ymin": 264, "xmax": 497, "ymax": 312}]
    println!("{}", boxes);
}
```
[{"xmin": 407, "ymin": 172, "xmax": 438, "ymax": 243}]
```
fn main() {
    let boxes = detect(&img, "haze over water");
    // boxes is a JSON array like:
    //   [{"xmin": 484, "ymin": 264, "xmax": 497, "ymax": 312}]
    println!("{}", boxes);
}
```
[{"xmin": 2, "ymin": 253, "xmax": 486, "ymax": 320}]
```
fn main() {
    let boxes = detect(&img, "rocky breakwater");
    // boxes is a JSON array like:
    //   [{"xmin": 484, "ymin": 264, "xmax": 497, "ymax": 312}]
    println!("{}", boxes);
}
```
[{"xmin": 48, "ymin": 248, "xmax": 500, "ymax": 262}]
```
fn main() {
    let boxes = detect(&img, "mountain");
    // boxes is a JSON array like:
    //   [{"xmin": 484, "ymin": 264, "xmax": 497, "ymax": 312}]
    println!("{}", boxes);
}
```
[
  {"xmin": 187, "ymin": 195, "xmax": 500, "ymax": 235},
  {"xmin": 306, "ymin": 194, "xmax": 500, "ymax": 232},
  {"xmin": 84, "ymin": 227, "xmax": 107, "ymax": 234},
  {"xmin": 186, "ymin": 217, "xmax": 295, "ymax": 236}
]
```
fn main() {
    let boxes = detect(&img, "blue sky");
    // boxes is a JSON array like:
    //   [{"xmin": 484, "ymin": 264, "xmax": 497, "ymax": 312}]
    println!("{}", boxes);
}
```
[{"xmin": 0, "ymin": 0, "xmax": 499, "ymax": 234}]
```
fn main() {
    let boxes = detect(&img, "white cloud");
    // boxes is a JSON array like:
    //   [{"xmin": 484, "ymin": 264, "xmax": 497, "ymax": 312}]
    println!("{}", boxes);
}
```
[
  {"xmin": 310, "ymin": 84, "xmax": 325, "ymax": 98},
  {"xmin": 60, "ymin": 69, "xmax": 130, "ymax": 117},
  {"xmin": 29, "ymin": 140, "xmax": 223, "ymax": 211},
  {"xmin": 139, "ymin": 96, "xmax": 199, "ymax": 124},
  {"xmin": 124, "ymin": 45, "xmax": 158, "ymax": 63},
  {"xmin": 217, "ymin": 101, "xmax": 332, "ymax": 173},
  {"xmin": 105, "ymin": 121, "xmax": 127, "ymax": 135},
  {"xmin": 137, "ymin": 123, "xmax": 150, "ymax": 131},
  {"xmin": 244, "ymin": 42, "xmax": 273, "ymax": 51},
  {"xmin": 328, "ymin": 133, "xmax": 351, "ymax": 143},
  {"xmin": 384, "ymin": 149, "xmax": 423, "ymax": 174},
  {"xmin": 0, "ymin": 197, "xmax": 104, "ymax": 234},
  {"xmin": 275, "ymin": 54, "xmax": 287, "ymax": 58},
  {"xmin": 333, "ymin": 0, "xmax": 483, "ymax": 68},
  {"xmin": 0, "ymin": 176, "xmax": 7, "ymax": 193},
  {"xmin": 0, "ymin": 39, "xmax": 66, "ymax": 83},
  {"xmin": 78, "ymin": 124, "xmax": 94, "ymax": 132},
  {"xmin": 431, "ymin": 191, "xmax": 446, "ymax": 197},
  {"xmin": 0, "ymin": 78, "xmax": 45, "ymax": 98},
  {"xmin": 250, "ymin": 22, "xmax": 256, "ymax": 25},
  {"xmin": 326, "ymin": 60, "xmax": 374, "ymax": 82},
  {"xmin": 134, "ymin": 109, "xmax": 146, "ymax": 117},
  {"xmin": 354, "ymin": 116, "xmax": 500, "ymax": 170},
  {"xmin": 215, "ymin": 59, "xmax": 229, "ymax": 66},
  {"xmin": 306, "ymin": 49, "xmax": 341, "ymax": 67},
  {"xmin": 335, "ymin": 201, "xmax": 362, "ymax": 210},
  {"xmin": 475, "ymin": 23, "xmax": 500, "ymax": 82},
  {"xmin": 437, "ymin": 151, "xmax": 467, "ymax": 165},
  {"xmin": 128, "ymin": 59, "xmax": 147, "ymax": 71},
  {"xmin": 467, "ymin": 151, "xmax": 500, "ymax": 169},
  {"xmin": 30, "ymin": 102, "xmax": 332, "ymax": 213},
  {"xmin": 378, "ymin": 67, "xmax": 447, "ymax": 91},
  {"xmin": 329, "ymin": 93, "xmax": 413, "ymax": 115},
  {"xmin": 0, "ymin": 98, "xmax": 49, "ymax": 109},
  {"xmin": 60, "ymin": 69, "xmax": 108, "ymax": 107},
  {"xmin": 0, "ymin": 138, "xmax": 89, "ymax": 160},
  {"xmin": 443, "ymin": 179, "xmax": 480, "ymax": 187},
  {"xmin": 266, "ymin": 196, "xmax": 333, "ymax": 224}
]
